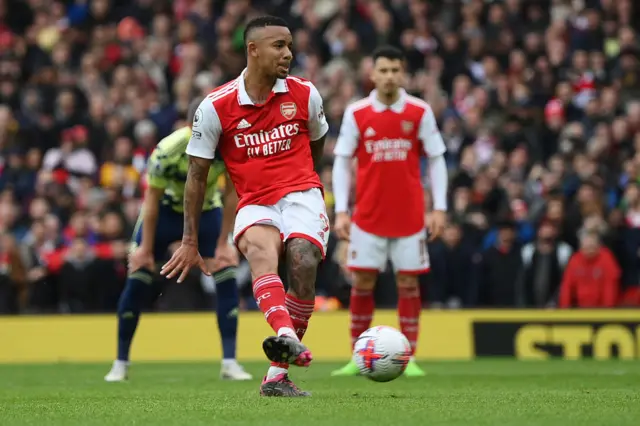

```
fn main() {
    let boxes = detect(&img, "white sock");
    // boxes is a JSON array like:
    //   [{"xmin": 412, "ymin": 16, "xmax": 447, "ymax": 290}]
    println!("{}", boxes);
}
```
[
  {"xmin": 221, "ymin": 359, "xmax": 237, "ymax": 368},
  {"xmin": 266, "ymin": 366, "xmax": 288, "ymax": 380},
  {"xmin": 114, "ymin": 360, "xmax": 129, "ymax": 368},
  {"xmin": 277, "ymin": 327, "xmax": 298, "ymax": 340}
]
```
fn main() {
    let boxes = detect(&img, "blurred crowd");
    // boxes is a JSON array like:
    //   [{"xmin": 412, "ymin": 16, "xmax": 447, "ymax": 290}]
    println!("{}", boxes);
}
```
[{"xmin": 1, "ymin": 0, "xmax": 640, "ymax": 314}]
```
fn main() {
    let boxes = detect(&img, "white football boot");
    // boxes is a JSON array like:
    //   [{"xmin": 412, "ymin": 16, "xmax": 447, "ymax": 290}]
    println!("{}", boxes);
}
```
[
  {"xmin": 104, "ymin": 360, "xmax": 129, "ymax": 382},
  {"xmin": 220, "ymin": 360, "xmax": 253, "ymax": 380}
]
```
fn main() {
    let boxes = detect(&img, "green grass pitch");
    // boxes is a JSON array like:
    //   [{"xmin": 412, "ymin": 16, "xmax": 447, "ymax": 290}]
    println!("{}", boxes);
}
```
[{"xmin": 1, "ymin": 360, "xmax": 639, "ymax": 426}]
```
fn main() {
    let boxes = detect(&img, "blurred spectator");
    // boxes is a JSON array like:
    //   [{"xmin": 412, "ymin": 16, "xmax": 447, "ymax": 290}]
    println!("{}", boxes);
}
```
[
  {"xmin": 0, "ymin": 147, "xmax": 40, "ymax": 202},
  {"xmin": 472, "ymin": 219, "xmax": 522, "ymax": 307},
  {"xmin": 618, "ymin": 182, "xmax": 640, "ymax": 287},
  {"xmin": 42, "ymin": 125, "xmax": 98, "ymax": 192},
  {"xmin": 99, "ymin": 136, "xmax": 140, "ymax": 198},
  {"xmin": 516, "ymin": 221, "xmax": 573, "ymax": 308},
  {"xmin": 0, "ymin": 233, "xmax": 26, "ymax": 313},
  {"xmin": 18, "ymin": 218, "xmax": 53, "ymax": 312},
  {"xmin": 559, "ymin": 230, "xmax": 620, "ymax": 308},
  {"xmin": 58, "ymin": 237, "xmax": 100, "ymax": 313},
  {"xmin": 429, "ymin": 220, "xmax": 474, "ymax": 308}
]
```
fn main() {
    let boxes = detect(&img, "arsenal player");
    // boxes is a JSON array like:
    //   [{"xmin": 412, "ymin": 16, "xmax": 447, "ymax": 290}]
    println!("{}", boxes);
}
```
[
  {"xmin": 161, "ymin": 16, "xmax": 329, "ymax": 397},
  {"xmin": 331, "ymin": 46, "xmax": 448, "ymax": 377}
]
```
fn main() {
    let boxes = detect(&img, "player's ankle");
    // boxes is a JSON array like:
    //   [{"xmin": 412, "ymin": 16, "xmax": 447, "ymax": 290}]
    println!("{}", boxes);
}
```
[
  {"xmin": 277, "ymin": 327, "xmax": 299, "ymax": 341},
  {"xmin": 221, "ymin": 358, "xmax": 237, "ymax": 367},
  {"xmin": 266, "ymin": 365, "xmax": 288, "ymax": 380}
]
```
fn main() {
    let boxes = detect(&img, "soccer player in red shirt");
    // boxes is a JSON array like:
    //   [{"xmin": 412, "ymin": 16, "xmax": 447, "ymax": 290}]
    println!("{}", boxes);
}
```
[
  {"xmin": 330, "ymin": 46, "xmax": 448, "ymax": 377},
  {"xmin": 160, "ymin": 16, "xmax": 329, "ymax": 397}
]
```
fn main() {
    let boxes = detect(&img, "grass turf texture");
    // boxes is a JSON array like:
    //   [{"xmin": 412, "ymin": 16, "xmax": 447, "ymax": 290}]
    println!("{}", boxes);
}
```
[{"xmin": 0, "ymin": 361, "xmax": 638, "ymax": 426}]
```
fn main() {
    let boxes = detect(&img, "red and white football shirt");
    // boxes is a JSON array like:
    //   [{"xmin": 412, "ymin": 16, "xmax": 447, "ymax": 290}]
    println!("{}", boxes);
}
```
[
  {"xmin": 186, "ymin": 69, "xmax": 329, "ymax": 210},
  {"xmin": 334, "ymin": 89, "xmax": 446, "ymax": 238}
]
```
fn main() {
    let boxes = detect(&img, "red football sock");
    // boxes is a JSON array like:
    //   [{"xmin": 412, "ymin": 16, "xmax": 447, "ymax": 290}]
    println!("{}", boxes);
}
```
[
  {"xmin": 252, "ymin": 274, "xmax": 295, "ymax": 335},
  {"xmin": 285, "ymin": 294, "xmax": 314, "ymax": 340},
  {"xmin": 398, "ymin": 286, "xmax": 421, "ymax": 355},
  {"xmin": 350, "ymin": 288, "xmax": 375, "ymax": 349},
  {"xmin": 270, "ymin": 294, "xmax": 315, "ymax": 369}
]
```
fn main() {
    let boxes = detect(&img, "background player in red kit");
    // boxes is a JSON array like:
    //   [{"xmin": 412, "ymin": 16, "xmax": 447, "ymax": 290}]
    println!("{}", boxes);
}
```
[
  {"xmin": 331, "ymin": 46, "xmax": 448, "ymax": 377},
  {"xmin": 161, "ymin": 16, "xmax": 329, "ymax": 397}
]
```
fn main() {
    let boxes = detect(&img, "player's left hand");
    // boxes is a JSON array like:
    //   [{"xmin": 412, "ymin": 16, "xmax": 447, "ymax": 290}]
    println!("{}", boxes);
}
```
[
  {"xmin": 160, "ymin": 243, "xmax": 210, "ymax": 283},
  {"xmin": 128, "ymin": 247, "xmax": 155, "ymax": 274},
  {"xmin": 212, "ymin": 241, "xmax": 239, "ymax": 270},
  {"xmin": 427, "ymin": 210, "xmax": 446, "ymax": 242}
]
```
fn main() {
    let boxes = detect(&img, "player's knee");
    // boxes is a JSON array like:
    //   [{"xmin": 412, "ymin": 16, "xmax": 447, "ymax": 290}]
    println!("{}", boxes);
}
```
[
  {"xmin": 238, "ymin": 225, "xmax": 281, "ymax": 255},
  {"xmin": 244, "ymin": 244, "xmax": 279, "ymax": 275},
  {"xmin": 353, "ymin": 271, "xmax": 377, "ymax": 291},
  {"xmin": 396, "ymin": 273, "xmax": 419, "ymax": 290},
  {"xmin": 287, "ymin": 239, "xmax": 320, "ymax": 268},
  {"xmin": 238, "ymin": 226, "xmax": 281, "ymax": 274},
  {"xmin": 286, "ymin": 239, "xmax": 321, "ymax": 299}
]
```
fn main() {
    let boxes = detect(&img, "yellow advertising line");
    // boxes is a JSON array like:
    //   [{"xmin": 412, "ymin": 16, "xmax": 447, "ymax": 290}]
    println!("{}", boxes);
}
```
[{"xmin": 1, "ymin": 310, "xmax": 640, "ymax": 363}]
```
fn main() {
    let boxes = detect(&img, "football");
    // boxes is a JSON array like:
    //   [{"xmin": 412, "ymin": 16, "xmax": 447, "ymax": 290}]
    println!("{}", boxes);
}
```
[{"xmin": 352, "ymin": 326, "xmax": 412, "ymax": 382}]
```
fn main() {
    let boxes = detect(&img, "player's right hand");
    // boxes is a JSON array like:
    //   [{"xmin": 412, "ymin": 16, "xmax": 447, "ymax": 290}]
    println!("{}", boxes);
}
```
[
  {"xmin": 334, "ymin": 212, "xmax": 351, "ymax": 241},
  {"xmin": 160, "ymin": 243, "xmax": 210, "ymax": 283},
  {"xmin": 128, "ymin": 247, "xmax": 155, "ymax": 274},
  {"xmin": 427, "ymin": 210, "xmax": 447, "ymax": 242}
]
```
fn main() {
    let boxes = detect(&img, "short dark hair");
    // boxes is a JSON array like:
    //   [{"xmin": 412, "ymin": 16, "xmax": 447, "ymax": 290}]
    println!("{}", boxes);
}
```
[
  {"xmin": 372, "ymin": 45, "xmax": 405, "ymax": 63},
  {"xmin": 243, "ymin": 16, "xmax": 290, "ymax": 47},
  {"xmin": 496, "ymin": 217, "xmax": 517, "ymax": 230},
  {"xmin": 187, "ymin": 97, "xmax": 204, "ymax": 123}
]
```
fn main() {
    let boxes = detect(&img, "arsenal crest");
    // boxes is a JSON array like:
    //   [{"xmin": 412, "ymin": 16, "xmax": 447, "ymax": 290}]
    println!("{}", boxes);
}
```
[
  {"xmin": 280, "ymin": 102, "xmax": 297, "ymax": 120},
  {"xmin": 401, "ymin": 120, "xmax": 414, "ymax": 133}
]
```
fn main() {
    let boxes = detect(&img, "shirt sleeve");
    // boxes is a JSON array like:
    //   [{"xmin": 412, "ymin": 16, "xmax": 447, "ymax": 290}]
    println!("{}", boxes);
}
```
[
  {"xmin": 333, "ymin": 105, "xmax": 359, "ymax": 157},
  {"xmin": 146, "ymin": 148, "xmax": 169, "ymax": 189},
  {"xmin": 418, "ymin": 106, "xmax": 447, "ymax": 157},
  {"xmin": 428, "ymin": 154, "xmax": 448, "ymax": 211},
  {"xmin": 186, "ymin": 98, "xmax": 222, "ymax": 159},
  {"xmin": 307, "ymin": 83, "xmax": 329, "ymax": 141},
  {"xmin": 332, "ymin": 155, "xmax": 352, "ymax": 213}
]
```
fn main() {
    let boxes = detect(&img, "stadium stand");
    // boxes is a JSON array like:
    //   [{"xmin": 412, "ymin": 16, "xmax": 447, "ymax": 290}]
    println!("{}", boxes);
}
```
[{"xmin": 1, "ymin": 0, "xmax": 640, "ymax": 314}]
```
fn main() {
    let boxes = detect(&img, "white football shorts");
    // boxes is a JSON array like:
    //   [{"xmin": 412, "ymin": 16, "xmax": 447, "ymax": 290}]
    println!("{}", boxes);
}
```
[
  {"xmin": 233, "ymin": 188, "xmax": 330, "ymax": 257},
  {"xmin": 347, "ymin": 223, "xmax": 430, "ymax": 274}
]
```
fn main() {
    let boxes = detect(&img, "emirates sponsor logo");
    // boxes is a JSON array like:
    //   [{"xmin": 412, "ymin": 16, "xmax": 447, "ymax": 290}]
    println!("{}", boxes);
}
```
[
  {"xmin": 233, "ymin": 123, "xmax": 300, "ymax": 158},
  {"xmin": 364, "ymin": 138, "xmax": 413, "ymax": 162}
]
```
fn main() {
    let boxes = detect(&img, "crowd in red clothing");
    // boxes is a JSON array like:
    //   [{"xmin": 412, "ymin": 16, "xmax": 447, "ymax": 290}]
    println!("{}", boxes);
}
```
[{"xmin": 1, "ymin": 0, "xmax": 640, "ymax": 312}]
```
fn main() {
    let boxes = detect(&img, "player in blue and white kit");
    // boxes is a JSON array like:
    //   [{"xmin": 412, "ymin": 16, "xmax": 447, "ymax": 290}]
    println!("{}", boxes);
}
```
[{"xmin": 104, "ymin": 99, "xmax": 252, "ymax": 382}]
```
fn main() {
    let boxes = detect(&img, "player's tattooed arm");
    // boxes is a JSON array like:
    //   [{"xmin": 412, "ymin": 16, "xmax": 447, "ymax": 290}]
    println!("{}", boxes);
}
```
[
  {"xmin": 310, "ymin": 135, "xmax": 326, "ymax": 174},
  {"xmin": 286, "ymin": 238, "xmax": 322, "ymax": 300},
  {"xmin": 182, "ymin": 156, "xmax": 212, "ymax": 246}
]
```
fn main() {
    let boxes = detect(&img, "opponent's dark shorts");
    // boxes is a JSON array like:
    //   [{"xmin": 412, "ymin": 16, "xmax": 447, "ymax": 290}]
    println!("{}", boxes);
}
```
[{"xmin": 132, "ymin": 204, "xmax": 222, "ymax": 261}]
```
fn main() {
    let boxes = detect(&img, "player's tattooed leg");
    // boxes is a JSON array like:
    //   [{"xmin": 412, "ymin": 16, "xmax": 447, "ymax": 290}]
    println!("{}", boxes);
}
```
[{"xmin": 285, "ymin": 238, "xmax": 321, "ymax": 300}]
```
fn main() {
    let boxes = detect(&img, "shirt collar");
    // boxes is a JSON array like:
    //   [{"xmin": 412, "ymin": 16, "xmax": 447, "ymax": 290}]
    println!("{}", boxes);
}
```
[
  {"xmin": 237, "ymin": 68, "xmax": 288, "ymax": 105},
  {"xmin": 370, "ymin": 88, "xmax": 407, "ymax": 113}
]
